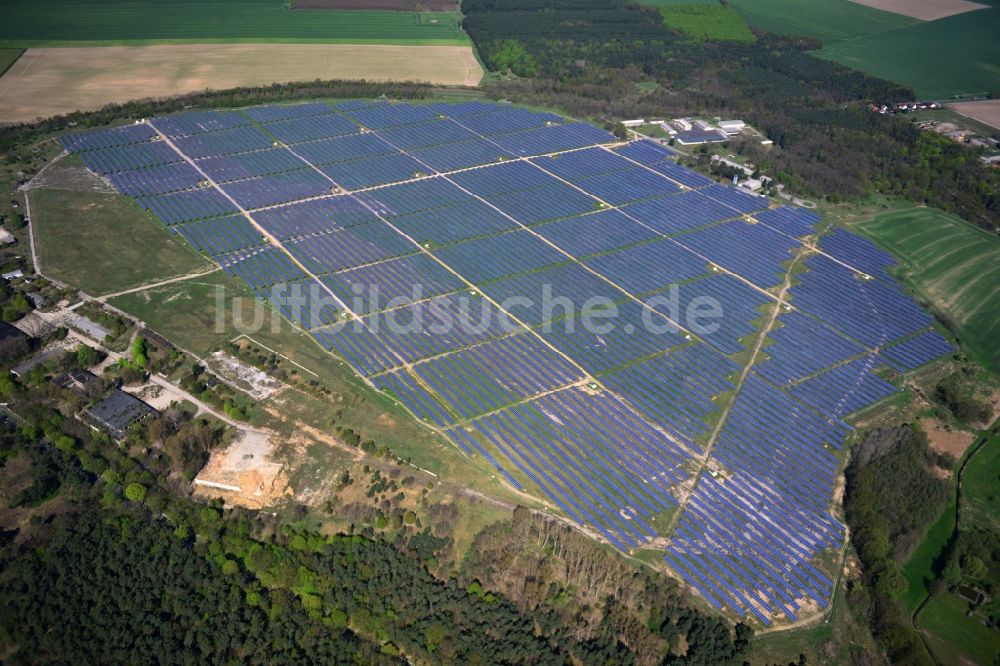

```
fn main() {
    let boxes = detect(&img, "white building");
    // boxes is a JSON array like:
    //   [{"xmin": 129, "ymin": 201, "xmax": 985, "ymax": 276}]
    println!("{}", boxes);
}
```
[{"xmin": 718, "ymin": 119, "xmax": 746, "ymax": 135}]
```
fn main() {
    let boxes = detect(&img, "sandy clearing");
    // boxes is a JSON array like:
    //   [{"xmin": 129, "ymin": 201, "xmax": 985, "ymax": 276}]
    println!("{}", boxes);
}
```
[
  {"xmin": 920, "ymin": 417, "xmax": 975, "ymax": 458},
  {"xmin": 847, "ymin": 0, "xmax": 988, "ymax": 21},
  {"xmin": 950, "ymin": 99, "xmax": 1000, "ymax": 131},
  {"xmin": 0, "ymin": 43, "xmax": 482, "ymax": 123}
]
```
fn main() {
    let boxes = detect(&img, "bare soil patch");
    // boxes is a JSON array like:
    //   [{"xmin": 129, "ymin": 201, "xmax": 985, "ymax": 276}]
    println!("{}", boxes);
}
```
[
  {"xmin": 293, "ymin": 0, "xmax": 457, "ymax": 9},
  {"xmin": 0, "ymin": 44, "xmax": 482, "ymax": 123},
  {"xmin": 920, "ymin": 417, "xmax": 975, "ymax": 459},
  {"xmin": 194, "ymin": 429, "xmax": 287, "ymax": 508},
  {"xmin": 208, "ymin": 350, "xmax": 288, "ymax": 401},
  {"xmin": 949, "ymin": 99, "xmax": 1000, "ymax": 132},
  {"xmin": 847, "ymin": 0, "xmax": 988, "ymax": 20}
]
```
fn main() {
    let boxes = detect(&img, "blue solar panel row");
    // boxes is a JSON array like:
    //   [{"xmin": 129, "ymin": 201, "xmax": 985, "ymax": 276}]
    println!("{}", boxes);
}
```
[
  {"xmin": 357, "ymin": 177, "xmax": 470, "ymax": 217},
  {"xmin": 320, "ymin": 152, "xmax": 427, "ymax": 190},
  {"xmin": 151, "ymin": 110, "xmax": 251, "ymax": 138},
  {"xmin": 286, "ymin": 222, "xmax": 416, "ymax": 273},
  {"xmin": 221, "ymin": 168, "xmax": 332, "ymax": 209},
  {"xmin": 108, "ymin": 163, "xmax": 203, "ymax": 197},
  {"xmin": 268, "ymin": 278, "xmax": 340, "ymax": 330},
  {"xmin": 534, "ymin": 209, "xmax": 659, "ymax": 258},
  {"xmin": 254, "ymin": 196, "xmax": 377, "ymax": 240},
  {"xmin": 410, "ymin": 138, "xmax": 512, "ymax": 173},
  {"xmin": 220, "ymin": 247, "xmax": 306, "ymax": 291},
  {"xmin": 754, "ymin": 206, "xmax": 820, "ymax": 238},
  {"xmin": 666, "ymin": 471, "xmax": 843, "ymax": 624},
  {"xmin": 539, "ymin": 299, "xmax": 686, "ymax": 375},
  {"xmin": 788, "ymin": 356, "xmax": 898, "ymax": 418},
  {"xmin": 477, "ymin": 262, "xmax": 618, "ymax": 327},
  {"xmin": 242, "ymin": 101, "xmax": 335, "ymax": 123},
  {"xmin": 173, "ymin": 215, "xmax": 263, "ymax": 257},
  {"xmin": 820, "ymin": 228, "xmax": 896, "ymax": 280},
  {"xmin": 585, "ymin": 239, "xmax": 710, "ymax": 296},
  {"xmin": 879, "ymin": 329, "xmax": 954, "ymax": 372},
  {"xmin": 790, "ymin": 255, "xmax": 932, "ymax": 347},
  {"xmin": 264, "ymin": 114, "xmax": 359, "ymax": 144},
  {"xmin": 487, "ymin": 182, "xmax": 599, "ymax": 225},
  {"xmin": 433, "ymin": 230, "xmax": 565, "ymax": 284},
  {"xmin": 293, "ymin": 132, "xmax": 397, "ymax": 166},
  {"xmin": 320, "ymin": 253, "xmax": 464, "ymax": 315},
  {"xmin": 137, "ymin": 187, "xmax": 239, "ymax": 226},
  {"xmin": 174, "ymin": 126, "xmax": 274, "ymax": 159},
  {"xmin": 59, "ymin": 123, "xmax": 156, "ymax": 151},
  {"xmin": 675, "ymin": 219, "xmax": 800, "ymax": 289},
  {"xmin": 602, "ymin": 344, "xmax": 738, "ymax": 448},
  {"xmin": 621, "ymin": 190, "xmax": 741, "ymax": 236},
  {"xmin": 373, "ymin": 370, "xmax": 457, "ymax": 427},
  {"xmin": 754, "ymin": 311, "xmax": 867, "ymax": 386},
  {"xmin": 449, "ymin": 159, "xmax": 555, "ymax": 197},
  {"xmin": 197, "ymin": 148, "xmax": 305, "ymax": 183},
  {"xmin": 573, "ymin": 167, "xmax": 682, "ymax": 206},
  {"xmin": 79, "ymin": 140, "xmax": 184, "ymax": 175},
  {"xmin": 411, "ymin": 334, "xmax": 583, "ymax": 419},
  {"xmin": 362, "ymin": 294, "xmax": 521, "ymax": 365},
  {"xmin": 389, "ymin": 199, "xmax": 517, "ymax": 246},
  {"xmin": 532, "ymin": 147, "xmax": 634, "ymax": 180},
  {"xmin": 671, "ymin": 274, "xmax": 772, "ymax": 355},
  {"xmin": 451, "ymin": 386, "xmax": 690, "ymax": 550}
]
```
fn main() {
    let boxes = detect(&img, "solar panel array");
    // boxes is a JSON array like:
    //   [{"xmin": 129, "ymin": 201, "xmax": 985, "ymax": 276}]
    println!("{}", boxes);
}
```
[{"xmin": 61, "ymin": 100, "xmax": 955, "ymax": 626}]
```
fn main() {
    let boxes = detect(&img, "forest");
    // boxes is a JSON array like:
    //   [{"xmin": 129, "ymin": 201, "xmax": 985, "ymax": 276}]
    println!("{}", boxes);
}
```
[{"xmin": 462, "ymin": 0, "xmax": 1000, "ymax": 231}]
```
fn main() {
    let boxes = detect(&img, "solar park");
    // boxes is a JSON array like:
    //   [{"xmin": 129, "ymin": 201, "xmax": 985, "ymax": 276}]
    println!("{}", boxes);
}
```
[{"xmin": 59, "ymin": 100, "xmax": 956, "ymax": 626}]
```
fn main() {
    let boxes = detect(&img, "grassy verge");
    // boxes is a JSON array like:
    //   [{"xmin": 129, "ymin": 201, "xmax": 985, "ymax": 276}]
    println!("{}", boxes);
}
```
[{"xmin": 30, "ymin": 187, "xmax": 211, "ymax": 296}]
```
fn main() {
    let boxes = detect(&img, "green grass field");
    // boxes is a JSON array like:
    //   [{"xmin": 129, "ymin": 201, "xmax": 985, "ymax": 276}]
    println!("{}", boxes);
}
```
[
  {"xmin": 918, "ymin": 591, "xmax": 1000, "ymax": 665},
  {"xmin": 856, "ymin": 208, "xmax": 1000, "ymax": 374},
  {"xmin": 902, "ymin": 496, "xmax": 955, "ymax": 613},
  {"xmin": 0, "ymin": 0, "xmax": 469, "ymax": 47},
  {"xmin": 645, "ymin": 0, "xmax": 916, "ymax": 46},
  {"xmin": 817, "ymin": 6, "xmax": 1000, "ymax": 100},
  {"xmin": 31, "ymin": 187, "xmax": 212, "ymax": 296},
  {"xmin": 651, "ymin": 3, "xmax": 755, "ymax": 42}
]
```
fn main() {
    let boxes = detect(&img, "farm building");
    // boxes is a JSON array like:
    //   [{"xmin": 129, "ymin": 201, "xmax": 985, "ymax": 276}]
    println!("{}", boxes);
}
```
[
  {"xmin": 86, "ymin": 388, "xmax": 157, "ymax": 438},
  {"xmin": 676, "ymin": 129, "xmax": 728, "ymax": 145},
  {"xmin": 718, "ymin": 120, "xmax": 746, "ymax": 135}
]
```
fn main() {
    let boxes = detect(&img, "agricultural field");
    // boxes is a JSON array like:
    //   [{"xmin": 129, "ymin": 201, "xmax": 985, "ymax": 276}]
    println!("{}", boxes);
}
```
[
  {"xmin": 817, "ymin": 5, "xmax": 1000, "ymax": 99},
  {"xmin": 48, "ymin": 98, "xmax": 961, "ymax": 630},
  {"xmin": 856, "ymin": 207, "xmax": 1000, "ymax": 373},
  {"xmin": 642, "ymin": 0, "xmax": 1000, "ymax": 98},
  {"xmin": 652, "ymin": 3, "xmax": 756, "ymax": 42},
  {"xmin": 950, "ymin": 99, "xmax": 1000, "ymax": 131},
  {"xmin": 0, "ymin": 45, "xmax": 483, "ymax": 123},
  {"xmin": 847, "ymin": 0, "xmax": 989, "ymax": 20},
  {"xmin": 293, "ymin": 0, "xmax": 458, "ymax": 9},
  {"xmin": 0, "ymin": 0, "xmax": 468, "ymax": 47}
]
